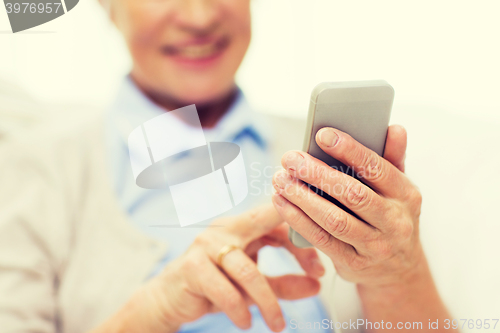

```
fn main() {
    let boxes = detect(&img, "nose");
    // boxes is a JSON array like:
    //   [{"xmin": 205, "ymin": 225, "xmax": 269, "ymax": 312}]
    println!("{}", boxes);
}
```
[{"xmin": 175, "ymin": 0, "xmax": 219, "ymax": 34}]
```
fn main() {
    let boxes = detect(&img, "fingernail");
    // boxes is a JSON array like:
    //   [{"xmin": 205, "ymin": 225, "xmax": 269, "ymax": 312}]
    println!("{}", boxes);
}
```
[
  {"xmin": 273, "ymin": 171, "xmax": 293, "ymax": 190},
  {"xmin": 273, "ymin": 193, "xmax": 287, "ymax": 207},
  {"xmin": 318, "ymin": 128, "xmax": 339, "ymax": 147},
  {"xmin": 283, "ymin": 152, "xmax": 304, "ymax": 172},
  {"xmin": 273, "ymin": 316, "xmax": 285, "ymax": 331}
]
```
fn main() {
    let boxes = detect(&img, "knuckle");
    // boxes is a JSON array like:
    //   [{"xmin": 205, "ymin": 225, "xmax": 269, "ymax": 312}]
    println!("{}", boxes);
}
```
[
  {"xmin": 309, "ymin": 162, "xmax": 327, "ymax": 183},
  {"xmin": 381, "ymin": 204, "xmax": 415, "ymax": 240},
  {"xmin": 343, "ymin": 183, "xmax": 370, "ymax": 209},
  {"xmin": 360, "ymin": 152, "xmax": 384, "ymax": 182},
  {"xmin": 222, "ymin": 290, "xmax": 244, "ymax": 310},
  {"xmin": 402, "ymin": 186, "xmax": 423, "ymax": 217},
  {"xmin": 234, "ymin": 208, "xmax": 262, "ymax": 240},
  {"xmin": 323, "ymin": 209, "xmax": 349, "ymax": 237},
  {"xmin": 181, "ymin": 254, "xmax": 206, "ymax": 274},
  {"xmin": 310, "ymin": 227, "xmax": 333, "ymax": 248},
  {"xmin": 178, "ymin": 280, "xmax": 192, "ymax": 297},
  {"xmin": 385, "ymin": 202, "xmax": 404, "ymax": 224},
  {"xmin": 235, "ymin": 263, "xmax": 260, "ymax": 284},
  {"xmin": 347, "ymin": 255, "xmax": 369, "ymax": 272},
  {"xmin": 246, "ymin": 208, "xmax": 260, "ymax": 225},
  {"xmin": 362, "ymin": 226, "xmax": 381, "ymax": 245},
  {"xmin": 411, "ymin": 189, "xmax": 423, "ymax": 215},
  {"xmin": 284, "ymin": 205, "xmax": 302, "ymax": 225},
  {"xmin": 188, "ymin": 254, "xmax": 206, "ymax": 270},
  {"xmin": 192, "ymin": 234, "xmax": 208, "ymax": 248},
  {"xmin": 375, "ymin": 241, "xmax": 394, "ymax": 261},
  {"xmin": 414, "ymin": 189, "xmax": 423, "ymax": 205},
  {"xmin": 399, "ymin": 222, "xmax": 414, "ymax": 240},
  {"xmin": 406, "ymin": 186, "xmax": 421, "ymax": 202}
]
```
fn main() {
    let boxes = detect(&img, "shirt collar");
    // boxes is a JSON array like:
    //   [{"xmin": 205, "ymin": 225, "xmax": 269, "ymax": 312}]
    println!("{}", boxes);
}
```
[{"xmin": 108, "ymin": 76, "xmax": 270, "ymax": 150}]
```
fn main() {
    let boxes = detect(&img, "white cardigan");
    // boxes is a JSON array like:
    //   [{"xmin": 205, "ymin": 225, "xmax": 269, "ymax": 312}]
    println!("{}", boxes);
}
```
[{"xmin": 0, "ymin": 111, "xmax": 361, "ymax": 333}]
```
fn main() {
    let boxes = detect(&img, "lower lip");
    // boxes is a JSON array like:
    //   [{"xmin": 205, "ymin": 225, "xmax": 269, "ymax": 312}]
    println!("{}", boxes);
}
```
[{"xmin": 163, "ymin": 45, "xmax": 227, "ymax": 70}]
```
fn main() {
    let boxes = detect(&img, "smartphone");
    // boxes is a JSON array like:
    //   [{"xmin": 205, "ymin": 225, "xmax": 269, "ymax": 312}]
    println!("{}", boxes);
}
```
[{"xmin": 288, "ymin": 80, "xmax": 395, "ymax": 248}]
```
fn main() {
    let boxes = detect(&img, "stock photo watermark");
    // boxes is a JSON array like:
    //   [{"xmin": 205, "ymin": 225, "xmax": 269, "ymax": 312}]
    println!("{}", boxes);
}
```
[
  {"xmin": 3, "ymin": 0, "xmax": 79, "ymax": 33},
  {"xmin": 290, "ymin": 318, "xmax": 499, "ymax": 331},
  {"xmin": 128, "ymin": 104, "xmax": 248, "ymax": 227},
  {"xmin": 248, "ymin": 160, "xmax": 377, "ymax": 200}
]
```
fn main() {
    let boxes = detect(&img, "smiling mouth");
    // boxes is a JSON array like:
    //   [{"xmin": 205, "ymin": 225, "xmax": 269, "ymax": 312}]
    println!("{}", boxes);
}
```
[{"xmin": 162, "ymin": 36, "xmax": 230, "ymax": 60}]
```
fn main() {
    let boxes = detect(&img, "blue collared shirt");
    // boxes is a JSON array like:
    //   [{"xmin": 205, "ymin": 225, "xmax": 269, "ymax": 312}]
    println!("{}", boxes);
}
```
[{"xmin": 105, "ymin": 77, "xmax": 330, "ymax": 333}]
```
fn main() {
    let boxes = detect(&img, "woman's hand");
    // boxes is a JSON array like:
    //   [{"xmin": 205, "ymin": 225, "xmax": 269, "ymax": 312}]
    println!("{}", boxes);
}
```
[
  {"xmin": 92, "ymin": 205, "xmax": 324, "ymax": 333},
  {"xmin": 271, "ymin": 125, "xmax": 423, "ymax": 287},
  {"xmin": 271, "ymin": 125, "xmax": 457, "ymax": 332}
]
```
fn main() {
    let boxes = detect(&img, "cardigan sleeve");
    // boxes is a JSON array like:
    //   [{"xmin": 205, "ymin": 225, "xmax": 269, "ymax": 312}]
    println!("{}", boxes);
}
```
[{"xmin": 0, "ymin": 139, "xmax": 71, "ymax": 333}]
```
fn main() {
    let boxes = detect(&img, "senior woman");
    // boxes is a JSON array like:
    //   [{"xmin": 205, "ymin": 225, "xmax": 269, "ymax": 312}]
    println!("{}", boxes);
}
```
[{"xmin": 0, "ymin": 0, "xmax": 456, "ymax": 332}]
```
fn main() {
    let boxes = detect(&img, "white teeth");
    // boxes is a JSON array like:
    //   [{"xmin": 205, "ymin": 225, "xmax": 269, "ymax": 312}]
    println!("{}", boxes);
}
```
[{"xmin": 179, "ymin": 44, "xmax": 219, "ymax": 59}]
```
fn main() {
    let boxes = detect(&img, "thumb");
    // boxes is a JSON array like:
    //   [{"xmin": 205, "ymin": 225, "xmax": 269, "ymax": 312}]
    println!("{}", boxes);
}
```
[
  {"xmin": 384, "ymin": 124, "xmax": 407, "ymax": 172},
  {"xmin": 267, "ymin": 275, "xmax": 321, "ymax": 300}
]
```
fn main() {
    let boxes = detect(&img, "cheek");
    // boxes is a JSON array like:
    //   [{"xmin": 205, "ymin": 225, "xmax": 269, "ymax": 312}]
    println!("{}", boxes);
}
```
[
  {"xmin": 224, "ymin": 10, "xmax": 251, "ymax": 70},
  {"xmin": 120, "ymin": 5, "xmax": 166, "ymax": 58},
  {"xmin": 232, "ymin": 3, "xmax": 252, "ymax": 45},
  {"xmin": 237, "ymin": 19, "xmax": 252, "ymax": 51},
  {"xmin": 220, "ymin": 0, "xmax": 251, "ymax": 49}
]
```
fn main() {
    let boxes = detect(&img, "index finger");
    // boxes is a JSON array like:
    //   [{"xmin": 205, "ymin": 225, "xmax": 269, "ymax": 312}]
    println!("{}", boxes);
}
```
[
  {"xmin": 220, "ymin": 249, "xmax": 286, "ymax": 332},
  {"xmin": 215, "ymin": 204, "xmax": 284, "ymax": 246},
  {"xmin": 313, "ymin": 127, "xmax": 411, "ymax": 198}
]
